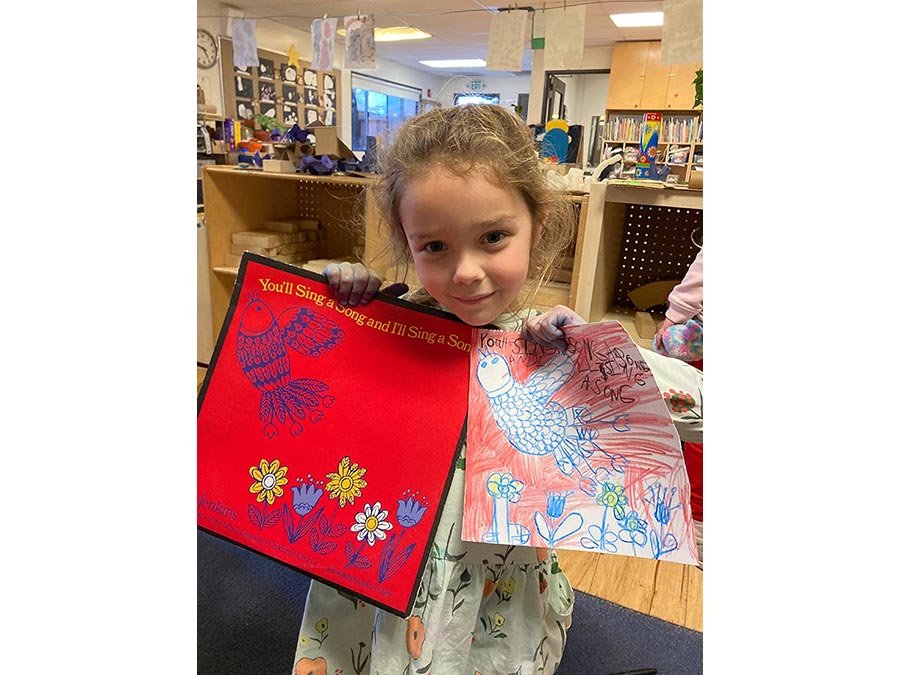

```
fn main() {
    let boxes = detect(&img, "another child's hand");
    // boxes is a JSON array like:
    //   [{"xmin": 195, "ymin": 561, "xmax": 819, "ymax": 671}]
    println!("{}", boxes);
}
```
[
  {"xmin": 323, "ymin": 262, "xmax": 382, "ymax": 306},
  {"xmin": 654, "ymin": 317, "xmax": 676, "ymax": 350},
  {"xmin": 522, "ymin": 305, "xmax": 586, "ymax": 351}
]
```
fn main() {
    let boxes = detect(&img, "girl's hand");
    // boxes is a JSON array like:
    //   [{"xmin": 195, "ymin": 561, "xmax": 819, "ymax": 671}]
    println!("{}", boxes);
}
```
[
  {"xmin": 654, "ymin": 317, "xmax": 676, "ymax": 350},
  {"xmin": 323, "ymin": 262, "xmax": 383, "ymax": 306},
  {"xmin": 522, "ymin": 305, "xmax": 586, "ymax": 351}
]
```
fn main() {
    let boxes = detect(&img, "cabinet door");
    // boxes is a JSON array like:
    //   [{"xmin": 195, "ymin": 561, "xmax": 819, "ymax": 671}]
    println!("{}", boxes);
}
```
[
  {"xmin": 665, "ymin": 62, "xmax": 702, "ymax": 110},
  {"xmin": 606, "ymin": 42, "xmax": 649, "ymax": 110},
  {"xmin": 639, "ymin": 41, "xmax": 669, "ymax": 110}
]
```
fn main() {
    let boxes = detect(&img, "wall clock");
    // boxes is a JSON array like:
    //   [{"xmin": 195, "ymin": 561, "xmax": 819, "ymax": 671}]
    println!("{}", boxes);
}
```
[{"xmin": 197, "ymin": 29, "xmax": 219, "ymax": 70}]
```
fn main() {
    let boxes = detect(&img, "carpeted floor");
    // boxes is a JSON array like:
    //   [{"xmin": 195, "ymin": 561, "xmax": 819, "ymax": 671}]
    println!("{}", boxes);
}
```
[{"xmin": 198, "ymin": 530, "xmax": 702, "ymax": 675}]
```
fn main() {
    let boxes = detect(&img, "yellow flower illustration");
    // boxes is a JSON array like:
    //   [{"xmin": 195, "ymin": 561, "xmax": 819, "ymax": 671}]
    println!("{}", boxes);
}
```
[
  {"xmin": 493, "ymin": 612, "xmax": 505, "ymax": 627},
  {"xmin": 315, "ymin": 618, "xmax": 328, "ymax": 634},
  {"xmin": 299, "ymin": 635, "xmax": 309, "ymax": 648},
  {"xmin": 498, "ymin": 577, "xmax": 516, "ymax": 596},
  {"xmin": 324, "ymin": 456, "xmax": 368, "ymax": 507},
  {"xmin": 249, "ymin": 459, "xmax": 289, "ymax": 505}
]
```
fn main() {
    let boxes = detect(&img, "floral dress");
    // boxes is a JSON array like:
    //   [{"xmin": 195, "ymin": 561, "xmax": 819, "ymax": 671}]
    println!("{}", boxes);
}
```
[
  {"xmin": 291, "ymin": 310, "xmax": 575, "ymax": 675},
  {"xmin": 291, "ymin": 309, "xmax": 704, "ymax": 675}
]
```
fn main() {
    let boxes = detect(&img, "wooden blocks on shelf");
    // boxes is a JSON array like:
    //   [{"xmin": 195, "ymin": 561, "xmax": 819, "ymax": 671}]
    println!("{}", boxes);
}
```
[
  {"xmin": 634, "ymin": 311, "xmax": 660, "ymax": 339},
  {"xmin": 226, "ymin": 220, "xmax": 327, "ymax": 268}
]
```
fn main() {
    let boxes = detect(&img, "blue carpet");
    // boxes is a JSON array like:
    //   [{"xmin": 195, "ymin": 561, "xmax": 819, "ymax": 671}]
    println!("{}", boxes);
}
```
[{"xmin": 198, "ymin": 530, "xmax": 702, "ymax": 675}]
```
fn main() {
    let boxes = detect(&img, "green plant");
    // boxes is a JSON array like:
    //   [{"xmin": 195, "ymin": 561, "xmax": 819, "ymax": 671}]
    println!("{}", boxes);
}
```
[
  {"xmin": 253, "ymin": 113, "xmax": 281, "ymax": 131},
  {"xmin": 692, "ymin": 69, "xmax": 703, "ymax": 108}
]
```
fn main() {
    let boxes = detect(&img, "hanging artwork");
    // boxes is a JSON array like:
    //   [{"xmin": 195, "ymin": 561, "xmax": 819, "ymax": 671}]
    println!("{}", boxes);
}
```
[
  {"xmin": 543, "ymin": 5, "xmax": 586, "ymax": 70},
  {"xmin": 344, "ymin": 14, "xmax": 376, "ymax": 69},
  {"xmin": 197, "ymin": 255, "xmax": 471, "ymax": 617},
  {"xmin": 259, "ymin": 81, "xmax": 276, "ymax": 102},
  {"xmin": 462, "ymin": 322, "xmax": 699, "ymax": 566},
  {"xmin": 486, "ymin": 9, "xmax": 529, "ymax": 71},
  {"xmin": 305, "ymin": 108, "xmax": 321, "ymax": 125},
  {"xmin": 311, "ymin": 17, "xmax": 338, "ymax": 71},
  {"xmin": 662, "ymin": 0, "xmax": 703, "ymax": 64},
  {"xmin": 221, "ymin": 38, "xmax": 341, "ymax": 134},
  {"xmin": 232, "ymin": 18, "xmax": 260, "ymax": 69},
  {"xmin": 258, "ymin": 58, "xmax": 276, "ymax": 80}
]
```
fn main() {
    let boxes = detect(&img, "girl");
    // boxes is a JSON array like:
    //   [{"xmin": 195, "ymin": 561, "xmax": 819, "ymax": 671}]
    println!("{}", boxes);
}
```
[{"xmin": 293, "ymin": 105, "xmax": 702, "ymax": 675}]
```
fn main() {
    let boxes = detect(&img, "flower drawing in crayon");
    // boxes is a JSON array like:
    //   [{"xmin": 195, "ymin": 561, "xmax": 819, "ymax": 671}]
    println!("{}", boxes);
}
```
[
  {"xmin": 597, "ymin": 482, "xmax": 628, "ymax": 521},
  {"xmin": 617, "ymin": 510, "xmax": 649, "ymax": 556},
  {"xmin": 483, "ymin": 472, "xmax": 530, "ymax": 545},
  {"xmin": 345, "ymin": 501, "xmax": 391, "ymax": 569},
  {"xmin": 282, "ymin": 476, "xmax": 325, "ymax": 544},
  {"xmin": 379, "ymin": 491, "xmax": 427, "ymax": 583},
  {"xmin": 236, "ymin": 295, "xmax": 343, "ymax": 438},
  {"xmin": 644, "ymin": 482, "xmax": 682, "ymax": 559},
  {"xmin": 534, "ymin": 490, "xmax": 582, "ymax": 548},
  {"xmin": 475, "ymin": 350, "xmax": 628, "ymax": 497},
  {"xmin": 247, "ymin": 458, "xmax": 288, "ymax": 530}
]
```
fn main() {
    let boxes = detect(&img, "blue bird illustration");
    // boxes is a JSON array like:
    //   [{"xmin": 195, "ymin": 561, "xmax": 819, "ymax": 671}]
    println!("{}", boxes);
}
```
[
  {"xmin": 236, "ymin": 294, "xmax": 344, "ymax": 438},
  {"xmin": 475, "ymin": 350, "xmax": 629, "ymax": 496}
]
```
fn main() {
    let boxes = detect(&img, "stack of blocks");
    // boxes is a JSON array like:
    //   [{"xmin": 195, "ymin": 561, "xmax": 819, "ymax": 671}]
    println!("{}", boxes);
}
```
[{"xmin": 226, "ymin": 219, "xmax": 326, "ymax": 268}]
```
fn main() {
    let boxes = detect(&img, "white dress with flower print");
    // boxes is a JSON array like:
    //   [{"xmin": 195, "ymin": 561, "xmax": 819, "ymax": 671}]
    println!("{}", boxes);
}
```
[{"xmin": 291, "ymin": 310, "xmax": 575, "ymax": 675}]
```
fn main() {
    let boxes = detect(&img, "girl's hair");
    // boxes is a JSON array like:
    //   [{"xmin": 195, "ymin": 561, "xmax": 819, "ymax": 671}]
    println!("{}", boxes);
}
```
[{"xmin": 365, "ymin": 104, "xmax": 577, "ymax": 314}]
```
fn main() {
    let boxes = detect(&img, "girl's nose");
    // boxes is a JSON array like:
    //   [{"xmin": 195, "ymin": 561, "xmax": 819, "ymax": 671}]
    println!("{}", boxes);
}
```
[{"xmin": 452, "ymin": 252, "xmax": 485, "ymax": 285}]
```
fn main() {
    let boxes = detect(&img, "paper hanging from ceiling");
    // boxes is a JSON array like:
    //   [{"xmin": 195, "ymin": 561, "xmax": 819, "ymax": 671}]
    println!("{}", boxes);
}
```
[
  {"xmin": 543, "ymin": 5, "xmax": 586, "ymax": 70},
  {"xmin": 232, "ymin": 18, "xmax": 260, "ymax": 69},
  {"xmin": 344, "ymin": 14, "xmax": 376, "ymax": 69},
  {"xmin": 662, "ymin": 0, "xmax": 703, "ymax": 64},
  {"xmin": 531, "ymin": 9, "xmax": 546, "ymax": 50},
  {"xmin": 486, "ymin": 10, "xmax": 529, "ymax": 71},
  {"xmin": 311, "ymin": 17, "xmax": 338, "ymax": 71}
]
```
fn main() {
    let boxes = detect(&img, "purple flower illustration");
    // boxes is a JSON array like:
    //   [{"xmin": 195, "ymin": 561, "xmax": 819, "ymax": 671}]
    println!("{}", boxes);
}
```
[
  {"xmin": 282, "ymin": 479, "xmax": 326, "ymax": 544},
  {"xmin": 396, "ymin": 497, "xmax": 427, "ymax": 528},
  {"xmin": 292, "ymin": 482, "xmax": 323, "ymax": 516},
  {"xmin": 377, "ymin": 493, "xmax": 427, "ymax": 583}
]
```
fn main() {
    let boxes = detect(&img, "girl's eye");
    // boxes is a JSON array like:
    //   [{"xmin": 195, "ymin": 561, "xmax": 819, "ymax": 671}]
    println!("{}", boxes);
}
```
[
  {"xmin": 482, "ymin": 231, "xmax": 506, "ymax": 245},
  {"xmin": 423, "ymin": 241, "xmax": 446, "ymax": 253}
]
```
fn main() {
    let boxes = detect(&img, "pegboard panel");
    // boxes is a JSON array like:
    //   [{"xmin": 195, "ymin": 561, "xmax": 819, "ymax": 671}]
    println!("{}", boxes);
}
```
[
  {"xmin": 612, "ymin": 203, "xmax": 702, "ymax": 311},
  {"xmin": 292, "ymin": 180, "xmax": 368, "ymax": 259}
]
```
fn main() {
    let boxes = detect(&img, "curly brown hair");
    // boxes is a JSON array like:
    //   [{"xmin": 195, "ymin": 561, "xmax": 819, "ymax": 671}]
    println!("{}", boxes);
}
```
[{"xmin": 364, "ymin": 104, "xmax": 576, "ymax": 314}]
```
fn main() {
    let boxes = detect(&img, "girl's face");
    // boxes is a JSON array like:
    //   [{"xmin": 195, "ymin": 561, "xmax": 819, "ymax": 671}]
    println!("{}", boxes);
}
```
[{"xmin": 399, "ymin": 170, "xmax": 538, "ymax": 326}]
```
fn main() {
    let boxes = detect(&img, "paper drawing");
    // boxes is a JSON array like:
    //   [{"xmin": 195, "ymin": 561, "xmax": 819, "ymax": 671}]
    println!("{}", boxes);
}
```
[
  {"xmin": 198, "ymin": 254, "xmax": 472, "ymax": 616},
  {"xmin": 462, "ymin": 322, "xmax": 698, "ymax": 565},
  {"xmin": 344, "ymin": 14, "xmax": 376, "ymax": 69},
  {"xmin": 232, "ymin": 18, "xmax": 260, "ymax": 69},
  {"xmin": 486, "ymin": 9, "xmax": 529, "ymax": 71},
  {"xmin": 311, "ymin": 17, "xmax": 337, "ymax": 71},
  {"xmin": 543, "ymin": 6, "xmax": 586, "ymax": 70}
]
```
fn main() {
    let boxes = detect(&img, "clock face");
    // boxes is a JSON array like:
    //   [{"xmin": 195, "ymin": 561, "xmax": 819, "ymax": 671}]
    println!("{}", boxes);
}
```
[{"xmin": 197, "ymin": 29, "xmax": 218, "ymax": 69}]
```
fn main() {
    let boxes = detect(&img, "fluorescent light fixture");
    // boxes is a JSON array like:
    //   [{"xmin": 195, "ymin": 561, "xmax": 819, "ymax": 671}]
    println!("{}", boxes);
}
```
[
  {"xmin": 419, "ymin": 59, "xmax": 487, "ymax": 68},
  {"xmin": 336, "ymin": 26, "xmax": 432, "ymax": 42},
  {"xmin": 610, "ymin": 12, "xmax": 664, "ymax": 27}
]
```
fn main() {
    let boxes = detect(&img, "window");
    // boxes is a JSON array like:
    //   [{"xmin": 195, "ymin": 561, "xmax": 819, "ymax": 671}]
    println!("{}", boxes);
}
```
[
  {"xmin": 351, "ymin": 74, "xmax": 421, "ymax": 151},
  {"xmin": 453, "ymin": 93, "xmax": 500, "ymax": 106}
]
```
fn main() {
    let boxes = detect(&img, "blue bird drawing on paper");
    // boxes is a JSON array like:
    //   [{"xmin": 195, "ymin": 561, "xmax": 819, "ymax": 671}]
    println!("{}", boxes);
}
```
[
  {"xmin": 475, "ymin": 350, "xmax": 629, "ymax": 496},
  {"xmin": 236, "ymin": 294, "xmax": 344, "ymax": 438}
]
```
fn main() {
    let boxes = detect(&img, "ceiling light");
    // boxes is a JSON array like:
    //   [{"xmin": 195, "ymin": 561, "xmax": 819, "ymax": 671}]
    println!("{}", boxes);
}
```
[
  {"xmin": 610, "ymin": 12, "xmax": 664, "ymax": 27},
  {"xmin": 336, "ymin": 26, "xmax": 432, "ymax": 42},
  {"xmin": 419, "ymin": 59, "xmax": 487, "ymax": 68}
]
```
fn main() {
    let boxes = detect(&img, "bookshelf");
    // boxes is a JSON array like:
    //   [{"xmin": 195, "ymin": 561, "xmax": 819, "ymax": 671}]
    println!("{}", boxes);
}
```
[{"xmin": 599, "ymin": 110, "xmax": 703, "ymax": 184}]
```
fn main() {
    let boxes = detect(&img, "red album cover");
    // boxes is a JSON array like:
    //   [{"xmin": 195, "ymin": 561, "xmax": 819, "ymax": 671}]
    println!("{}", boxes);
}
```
[{"xmin": 197, "ymin": 254, "xmax": 473, "ymax": 617}]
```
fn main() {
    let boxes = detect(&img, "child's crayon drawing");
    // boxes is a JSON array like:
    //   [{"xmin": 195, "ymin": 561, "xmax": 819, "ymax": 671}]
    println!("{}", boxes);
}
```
[{"xmin": 462, "ymin": 322, "xmax": 698, "ymax": 565}]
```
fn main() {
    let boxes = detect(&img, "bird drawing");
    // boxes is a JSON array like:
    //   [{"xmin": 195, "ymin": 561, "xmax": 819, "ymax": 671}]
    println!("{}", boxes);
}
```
[
  {"xmin": 475, "ymin": 350, "xmax": 629, "ymax": 496},
  {"xmin": 236, "ymin": 294, "xmax": 344, "ymax": 438}
]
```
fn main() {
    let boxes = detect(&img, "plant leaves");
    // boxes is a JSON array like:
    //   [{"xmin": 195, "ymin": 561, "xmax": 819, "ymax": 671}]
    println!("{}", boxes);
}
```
[
  {"xmin": 352, "ymin": 555, "xmax": 372, "ymax": 569},
  {"xmin": 309, "ymin": 527, "xmax": 320, "ymax": 549},
  {"xmin": 385, "ymin": 543, "xmax": 416, "ymax": 580},
  {"xmin": 533, "ymin": 511, "xmax": 553, "ymax": 543},
  {"xmin": 316, "ymin": 541, "xmax": 337, "ymax": 555},
  {"xmin": 553, "ymin": 512, "xmax": 584, "ymax": 543},
  {"xmin": 264, "ymin": 509, "xmax": 282, "ymax": 528},
  {"xmin": 248, "ymin": 504, "xmax": 263, "ymax": 528},
  {"xmin": 330, "ymin": 523, "xmax": 347, "ymax": 538}
]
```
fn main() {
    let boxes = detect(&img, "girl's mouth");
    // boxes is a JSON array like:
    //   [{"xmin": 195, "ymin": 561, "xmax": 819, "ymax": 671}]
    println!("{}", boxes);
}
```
[{"xmin": 452, "ymin": 291, "xmax": 496, "ymax": 305}]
